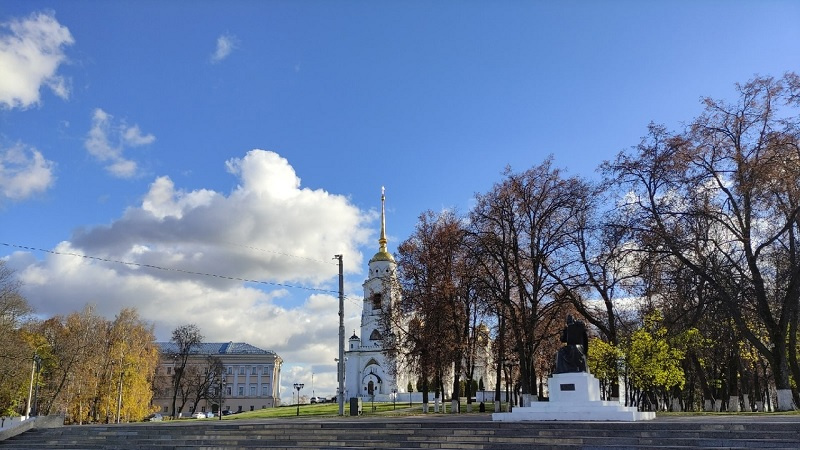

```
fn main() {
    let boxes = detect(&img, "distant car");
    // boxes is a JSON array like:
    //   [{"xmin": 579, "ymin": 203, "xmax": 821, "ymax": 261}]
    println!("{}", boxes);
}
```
[
  {"xmin": 205, "ymin": 412, "xmax": 214, "ymax": 418},
  {"xmin": 191, "ymin": 412, "xmax": 206, "ymax": 419},
  {"xmin": 145, "ymin": 413, "xmax": 163, "ymax": 422},
  {"xmin": 310, "ymin": 396, "xmax": 327, "ymax": 404},
  {"xmin": 221, "ymin": 410, "xmax": 233, "ymax": 416}
]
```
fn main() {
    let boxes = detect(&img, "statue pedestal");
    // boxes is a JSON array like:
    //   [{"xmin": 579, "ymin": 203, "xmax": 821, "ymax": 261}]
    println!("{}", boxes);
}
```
[{"xmin": 492, "ymin": 372, "xmax": 655, "ymax": 422}]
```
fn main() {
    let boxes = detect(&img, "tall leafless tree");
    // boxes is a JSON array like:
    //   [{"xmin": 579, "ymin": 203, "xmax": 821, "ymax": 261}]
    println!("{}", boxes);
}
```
[
  {"xmin": 469, "ymin": 158, "xmax": 588, "ymax": 405},
  {"xmin": 168, "ymin": 324, "xmax": 203, "ymax": 418}
]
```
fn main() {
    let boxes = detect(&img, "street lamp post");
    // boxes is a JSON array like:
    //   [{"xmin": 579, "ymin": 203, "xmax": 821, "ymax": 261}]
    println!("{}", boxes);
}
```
[
  {"xmin": 116, "ymin": 369, "xmax": 125, "ymax": 423},
  {"xmin": 25, "ymin": 354, "xmax": 41, "ymax": 419},
  {"xmin": 293, "ymin": 383, "xmax": 304, "ymax": 416},
  {"xmin": 78, "ymin": 387, "xmax": 82, "ymax": 424},
  {"xmin": 504, "ymin": 359, "xmax": 515, "ymax": 412},
  {"xmin": 408, "ymin": 384, "xmax": 413, "ymax": 407},
  {"xmin": 219, "ymin": 376, "xmax": 226, "ymax": 420}
]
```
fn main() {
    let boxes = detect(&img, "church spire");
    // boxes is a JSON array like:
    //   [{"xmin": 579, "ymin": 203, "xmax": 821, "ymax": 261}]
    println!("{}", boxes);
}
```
[
  {"xmin": 370, "ymin": 186, "xmax": 395, "ymax": 263},
  {"xmin": 379, "ymin": 186, "xmax": 388, "ymax": 254}
]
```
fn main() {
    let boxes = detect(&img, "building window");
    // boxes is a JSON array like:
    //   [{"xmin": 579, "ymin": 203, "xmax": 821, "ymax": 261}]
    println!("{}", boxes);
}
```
[
  {"xmin": 250, "ymin": 385, "xmax": 256, "ymax": 396},
  {"xmin": 239, "ymin": 367, "xmax": 245, "ymax": 375},
  {"xmin": 226, "ymin": 387, "xmax": 232, "ymax": 396},
  {"xmin": 370, "ymin": 329, "xmax": 382, "ymax": 341},
  {"xmin": 250, "ymin": 405, "xmax": 254, "ymax": 411},
  {"xmin": 238, "ymin": 386, "xmax": 244, "ymax": 396},
  {"xmin": 372, "ymin": 293, "xmax": 382, "ymax": 309},
  {"xmin": 251, "ymin": 366, "xmax": 257, "ymax": 375},
  {"xmin": 167, "ymin": 367, "xmax": 172, "ymax": 375},
  {"xmin": 163, "ymin": 406, "xmax": 168, "ymax": 413},
  {"xmin": 227, "ymin": 367, "xmax": 232, "ymax": 375},
  {"xmin": 263, "ymin": 366, "xmax": 269, "ymax": 375},
  {"xmin": 262, "ymin": 385, "xmax": 268, "ymax": 396}
]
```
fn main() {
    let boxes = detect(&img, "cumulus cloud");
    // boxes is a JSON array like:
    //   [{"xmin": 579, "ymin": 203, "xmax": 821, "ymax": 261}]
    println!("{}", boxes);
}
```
[
  {"xmin": 84, "ymin": 108, "xmax": 155, "ymax": 178},
  {"xmin": 210, "ymin": 33, "xmax": 238, "ymax": 63},
  {"xmin": 0, "ymin": 11, "xmax": 74, "ymax": 109},
  {"xmin": 0, "ymin": 142, "xmax": 56, "ymax": 201},
  {"xmin": 8, "ymin": 150, "xmax": 373, "ymax": 389}
]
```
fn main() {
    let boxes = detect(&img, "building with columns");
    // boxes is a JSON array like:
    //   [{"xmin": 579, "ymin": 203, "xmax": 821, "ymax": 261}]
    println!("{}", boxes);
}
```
[
  {"xmin": 344, "ymin": 188, "xmax": 406, "ymax": 401},
  {"xmin": 153, "ymin": 342, "xmax": 282, "ymax": 416}
]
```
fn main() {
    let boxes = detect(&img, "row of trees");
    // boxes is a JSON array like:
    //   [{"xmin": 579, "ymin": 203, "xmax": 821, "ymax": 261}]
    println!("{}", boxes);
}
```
[
  {"xmin": 1, "ymin": 72, "xmax": 799, "ymax": 416},
  {"xmin": 1, "ymin": 266, "xmax": 159, "ymax": 423},
  {"xmin": 0, "ymin": 274, "xmax": 219, "ymax": 424},
  {"xmin": 381, "ymin": 73, "xmax": 799, "ymax": 412}
]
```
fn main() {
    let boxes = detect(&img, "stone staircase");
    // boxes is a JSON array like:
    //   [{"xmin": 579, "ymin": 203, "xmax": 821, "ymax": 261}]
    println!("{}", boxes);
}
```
[{"xmin": 0, "ymin": 416, "xmax": 800, "ymax": 450}]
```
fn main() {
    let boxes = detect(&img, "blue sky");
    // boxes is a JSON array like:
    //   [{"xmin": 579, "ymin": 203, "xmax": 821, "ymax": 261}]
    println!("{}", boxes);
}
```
[{"xmin": 1, "ymin": 1, "xmax": 801, "ymax": 403}]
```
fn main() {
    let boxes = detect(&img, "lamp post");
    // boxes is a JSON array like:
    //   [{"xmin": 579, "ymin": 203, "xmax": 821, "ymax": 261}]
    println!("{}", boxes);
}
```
[
  {"xmin": 293, "ymin": 383, "xmax": 304, "ymax": 416},
  {"xmin": 78, "ymin": 386, "xmax": 82, "ymax": 425},
  {"xmin": 504, "ymin": 359, "xmax": 515, "ymax": 411},
  {"xmin": 218, "ymin": 375, "xmax": 226, "ymax": 420},
  {"xmin": 116, "ymin": 369, "xmax": 125, "ymax": 423},
  {"xmin": 25, "ymin": 354, "xmax": 41, "ymax": 419},
  {"xmin": 408, "ymin": 383, "xmax": 413, "ymax": 407}
]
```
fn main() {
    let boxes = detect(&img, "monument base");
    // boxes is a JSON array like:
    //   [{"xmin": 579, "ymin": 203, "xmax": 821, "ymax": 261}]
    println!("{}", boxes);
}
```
[{"xmin": 492, "ymin": 372, "xmax": 655, "ymax": 422}]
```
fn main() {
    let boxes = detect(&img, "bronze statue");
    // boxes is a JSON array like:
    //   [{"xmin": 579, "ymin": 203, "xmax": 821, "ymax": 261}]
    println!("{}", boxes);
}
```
[{"xmin": 554, "ymin": 314, "xmax": 589, "ymax": 374}]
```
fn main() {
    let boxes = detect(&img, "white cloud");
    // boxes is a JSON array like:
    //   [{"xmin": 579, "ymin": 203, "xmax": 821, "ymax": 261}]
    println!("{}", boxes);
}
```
[
  {"xmin": 8, "ymin": 150, "xmax": 373, "ymax": 394},
  {"xmin": 210, "ymin": 33, "xmax": 238, "ymax": 63},
  {"xmin": 0, "ymin": 142, "xmax": 56, "ymax": 201},
  {"xmin": 0, "ymin": 11, "xmax": 74, "ymax": 109},
  {"xmin": 84, "ymin": 108, "xmax": 155, "ymax": 178}
]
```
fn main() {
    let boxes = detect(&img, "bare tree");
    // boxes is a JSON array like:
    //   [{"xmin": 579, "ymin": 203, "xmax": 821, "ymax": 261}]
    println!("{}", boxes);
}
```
[
  {"xmin": 185, "ymin": 355, "xmax": 224, "ymax": 416},
  {"xmin": 168, "ymin": 324, "xmax": 203, "ymax": 418},
  {"xmin": 469, "ymin": 158, "xmax": 588, "ymax": 405}
]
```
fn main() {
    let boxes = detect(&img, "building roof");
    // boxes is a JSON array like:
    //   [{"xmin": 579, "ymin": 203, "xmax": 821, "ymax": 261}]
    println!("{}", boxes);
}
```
[{"xmin": 156, "ymin": 341, "xmax": 276, "ymax": 356}]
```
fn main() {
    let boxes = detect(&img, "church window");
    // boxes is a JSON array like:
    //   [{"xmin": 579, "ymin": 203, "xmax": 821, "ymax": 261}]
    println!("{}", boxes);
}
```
[
  {"xmin": 370, "ymin": 329, "xmax": 382, "ymax": 340},
  {"xmin": 372, "ymin": 293, "xmax": 382, "ymax": 309},
  {"xmin": 364, "ymin": 358, "xmax": 380, "ymax": 368}
]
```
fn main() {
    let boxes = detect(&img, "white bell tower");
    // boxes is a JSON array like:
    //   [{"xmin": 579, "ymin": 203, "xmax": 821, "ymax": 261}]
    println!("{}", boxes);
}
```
[{"xmin": 345, "ymin": 187, "xmax": 403, "ymax": 401}]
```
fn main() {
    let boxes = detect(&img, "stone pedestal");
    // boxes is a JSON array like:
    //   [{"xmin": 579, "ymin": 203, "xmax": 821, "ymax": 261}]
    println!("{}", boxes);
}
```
[{"xmin": 492, "ymin": 372, "xmax": 655, "ymax": 422}]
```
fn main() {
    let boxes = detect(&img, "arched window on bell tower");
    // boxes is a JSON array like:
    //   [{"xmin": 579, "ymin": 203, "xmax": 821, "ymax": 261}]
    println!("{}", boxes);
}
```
[
  {"xmin": 372, "ymin": 293, "xmax": 382, "ymax": 310},
  {"xmin": 370, "ymin": 329, "xmax": 382, "ymax": 341}
]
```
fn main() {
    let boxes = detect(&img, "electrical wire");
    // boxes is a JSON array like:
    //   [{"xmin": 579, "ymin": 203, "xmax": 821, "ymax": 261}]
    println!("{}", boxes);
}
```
[{"xmin": 1, "ymin": 241, "xmax": 339, "ymax": 295}]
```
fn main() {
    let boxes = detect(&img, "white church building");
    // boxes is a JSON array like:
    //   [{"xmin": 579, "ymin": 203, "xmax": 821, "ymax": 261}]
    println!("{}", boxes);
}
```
[{"xmin": 344, "ymin": 188, "xmax": 407, "ymax": 401}]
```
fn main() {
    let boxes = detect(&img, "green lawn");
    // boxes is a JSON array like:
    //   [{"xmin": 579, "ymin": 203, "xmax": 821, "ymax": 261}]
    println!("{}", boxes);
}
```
[
  {"xmin": 214, "ymin": 400, "xmax": 499, "ymax": 420},
  {"xmin": 187, "ymin": 402, "xmax": 799, "ymax": 421}
]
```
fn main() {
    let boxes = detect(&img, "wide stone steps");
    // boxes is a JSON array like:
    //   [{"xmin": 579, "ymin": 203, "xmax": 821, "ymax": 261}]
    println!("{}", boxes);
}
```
[{"xmin": 0, "ymin": 417, "xmax": 800, "ymax": 450}]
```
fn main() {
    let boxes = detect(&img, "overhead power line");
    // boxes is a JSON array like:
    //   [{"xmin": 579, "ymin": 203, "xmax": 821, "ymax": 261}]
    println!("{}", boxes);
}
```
[
  {"xmin": 217, "ymin": 241, "xmax": 335, "ymax": 265},
  {"xmin": 1, "ymin": 242, "xmax": 338, "ymax": 295}
]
